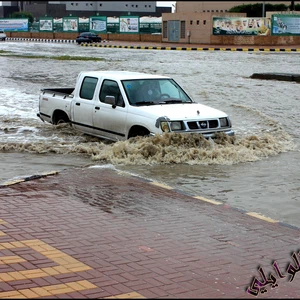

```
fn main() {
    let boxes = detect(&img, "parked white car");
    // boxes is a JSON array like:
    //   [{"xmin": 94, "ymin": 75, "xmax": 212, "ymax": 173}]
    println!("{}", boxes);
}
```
[{"xmin": 0, "ymin": 30, "xmax": 6, "ymax": 41}]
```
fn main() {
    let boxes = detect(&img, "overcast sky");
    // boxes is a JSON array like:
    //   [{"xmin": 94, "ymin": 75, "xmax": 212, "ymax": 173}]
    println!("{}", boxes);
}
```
[
  {"xmin": 156, "ymin": 1, "xmax": 176, "ymax": 8},
  {"xmin": 156, "ymin": 1, "xmax": 176, "ymax": 12}
]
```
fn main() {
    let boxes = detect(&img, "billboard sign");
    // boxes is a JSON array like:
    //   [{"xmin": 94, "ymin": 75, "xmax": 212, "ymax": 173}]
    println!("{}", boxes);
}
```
[
  {"xmin": 120, "ymin": 16, "xmax": 139, "ymax": 33},
  {"xmin": 89, "ymin": 16, "xmax": 107, "ymax": 33},
  {"xmin": 272, "ymin": 14, "xmax": 300, "ymax": 35},
  {"xmin": 0, "ymin": 18, "xmax": 29, "ymax": 32},
  {"xmin": 63, "ymin": 17, "xmax": 79, "ymax": 32},
  {"xmin": 39, "ymin": 18, "xmax": 53, "ymax": 32},
  {"xmin": 213, "ymin": 17, "xmax": 271, "ymax": 36}
]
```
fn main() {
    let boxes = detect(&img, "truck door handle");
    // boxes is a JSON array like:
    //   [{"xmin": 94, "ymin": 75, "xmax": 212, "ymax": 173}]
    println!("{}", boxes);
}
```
[
  {"xmin": 95, "ymin": 106, "xmax": 100, "ymax": 110},
  {"xmin": 76, "ymin": 103, "xmax": 80, "ymax": 106}
]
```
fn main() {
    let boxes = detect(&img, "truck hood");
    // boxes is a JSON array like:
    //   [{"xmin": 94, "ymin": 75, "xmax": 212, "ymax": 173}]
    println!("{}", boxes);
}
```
[{"xmin": 131, "ymin": 102, "xmax": 228, "ymax": 120}]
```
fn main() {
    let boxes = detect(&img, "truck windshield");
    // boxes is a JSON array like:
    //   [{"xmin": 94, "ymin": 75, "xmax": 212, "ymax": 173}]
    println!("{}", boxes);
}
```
[{"xmin": 122, "ymin": 78, "xmax": 193, "ymax": 106}]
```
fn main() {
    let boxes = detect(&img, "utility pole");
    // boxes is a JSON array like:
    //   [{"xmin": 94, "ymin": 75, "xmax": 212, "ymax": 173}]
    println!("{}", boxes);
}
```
[
  {"xmin": 291, "ymin": 0, "xmax": 295, "ymax": 11},
  {"xmin": 18, "ymin": 1, "xmax": 24, "ymax": 12},
  {"xmin": 262, "ymin": 1, "xmax": 265, "ymax": 17}
]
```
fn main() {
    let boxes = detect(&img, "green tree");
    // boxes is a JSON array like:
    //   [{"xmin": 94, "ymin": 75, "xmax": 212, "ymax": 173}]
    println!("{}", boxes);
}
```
[
  {"xmin": 228, "ymin": 3, "xmax": 291, "ymax": 17},
  {"xmin": 293, "ymin": 4, "xmax": 300, "ymax": 11},
  {"xmin": 11, "ymin": 11, "xmax": 34, "ymax": 23}
]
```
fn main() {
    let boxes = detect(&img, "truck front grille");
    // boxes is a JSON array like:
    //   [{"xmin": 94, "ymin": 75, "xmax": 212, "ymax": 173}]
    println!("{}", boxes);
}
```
[{"xmin": 187, "ymin": 119, "xmax": 220, "ymax": 130}]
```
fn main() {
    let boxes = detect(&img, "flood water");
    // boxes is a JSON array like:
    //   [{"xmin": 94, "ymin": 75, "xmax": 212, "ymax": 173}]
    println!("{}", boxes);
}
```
[{"xmin": 0, "ymin": 40, "xmax": 299, "ymax": 227}]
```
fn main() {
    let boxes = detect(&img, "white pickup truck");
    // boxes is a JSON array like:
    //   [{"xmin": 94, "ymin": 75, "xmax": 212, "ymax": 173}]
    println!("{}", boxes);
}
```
[{"xmin": 37, "ymin": 71, "xmax": 234, "ymax": 141}]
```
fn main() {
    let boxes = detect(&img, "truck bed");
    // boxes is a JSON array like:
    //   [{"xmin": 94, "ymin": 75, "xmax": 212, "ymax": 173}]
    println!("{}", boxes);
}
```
[{"xmin": 41, "ymin": 88, "xmax": 75, "ymax": 97}]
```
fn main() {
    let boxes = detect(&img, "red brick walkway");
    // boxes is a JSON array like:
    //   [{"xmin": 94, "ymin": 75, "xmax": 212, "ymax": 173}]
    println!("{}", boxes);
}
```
[{"xmin": 0, "ymin": 167, "xmax": 300, "ymax": 298}]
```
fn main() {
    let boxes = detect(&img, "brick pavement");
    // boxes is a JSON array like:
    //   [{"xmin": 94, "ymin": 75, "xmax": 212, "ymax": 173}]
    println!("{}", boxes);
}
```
[{"xmin": 0, "ymin": 167, "xmax": 300, "ymax": 299}]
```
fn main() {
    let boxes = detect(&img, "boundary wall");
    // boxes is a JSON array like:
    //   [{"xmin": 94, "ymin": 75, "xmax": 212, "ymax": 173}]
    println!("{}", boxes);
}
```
[
  {"xmin": 5, "ymin": 32, "xmax": 163, "ymax": 43},
  {"xmin": 5, "ymin": 31, "xmax": 300, "ymax": 46}
]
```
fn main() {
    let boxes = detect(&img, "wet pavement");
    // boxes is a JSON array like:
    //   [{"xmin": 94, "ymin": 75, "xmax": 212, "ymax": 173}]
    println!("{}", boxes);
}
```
[{"xmin": 0, "ymin": 166, "xmax": 300, "ymax": 299}]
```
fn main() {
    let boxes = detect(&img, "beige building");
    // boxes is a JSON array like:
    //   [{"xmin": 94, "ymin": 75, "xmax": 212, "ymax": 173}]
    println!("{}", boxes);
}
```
[
  {"xmin": 162, "ymin": 11, "xmax": 246, "ymax": 44},
  {"xmin": 162, "ymin": 1, "xmax": 300, "ymax": 45}
]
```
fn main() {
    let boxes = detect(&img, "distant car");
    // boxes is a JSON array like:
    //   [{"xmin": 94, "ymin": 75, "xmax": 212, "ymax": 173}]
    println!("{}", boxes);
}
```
[
  {"xmin": 76, "ymin": 32, "xmax": 101, "ymax": 44},
  {"xmin": 0, "ymin": 30, "xmax": 6, "ymax": 41}
]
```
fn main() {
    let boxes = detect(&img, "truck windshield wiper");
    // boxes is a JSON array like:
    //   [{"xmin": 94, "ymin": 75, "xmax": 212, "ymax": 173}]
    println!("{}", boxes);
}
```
[
  {"xmin": 135, "ymin": 101, "xmax": 156, "ymax": 106},
  {"xmin": 159, "ymin": 99, "xmax": 183, "ymax": 104}
]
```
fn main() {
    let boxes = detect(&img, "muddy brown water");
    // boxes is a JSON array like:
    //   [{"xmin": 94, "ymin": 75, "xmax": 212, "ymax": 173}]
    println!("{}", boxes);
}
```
[{"xmin": 0, "ymin": 41, "xmax": 299, "ymax": 227}]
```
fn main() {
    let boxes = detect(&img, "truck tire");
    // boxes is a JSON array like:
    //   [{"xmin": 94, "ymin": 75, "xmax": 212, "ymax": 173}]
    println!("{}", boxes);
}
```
[
  {"xmin": 52, "ymin": 111, "xmax": 70, "ymax": 125},
  {"xmin": 128, "ymin": 126, "xmax": 150, "ymax": 139}
]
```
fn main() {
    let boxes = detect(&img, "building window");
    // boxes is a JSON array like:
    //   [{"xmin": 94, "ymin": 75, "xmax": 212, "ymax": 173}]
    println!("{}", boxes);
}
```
[
  {"xmin": 90, "ymin": 3, "xmax": 93, "ymax": 6},
  {"xmin": 190, "ymin": 20, "xmax": 193, "ymax": 25},
  {"xmin": 71, "ymin": 3, "xmax": 73, "ymax": 5},
  {"xmin": 126, "ymin": 4, "xmax": 128, "ymax": 6},
  {"xmin": 220, "ymin": 10, "xmax": 223, "ymax": 12},
  {"xmin": 163, "ymin": 21, "xmax": 167, "ymax": 38},
  {"xmin": 136, "ymin": 5, "xmax": 138, "ymax": 7},
  {"xmin": 86, "ymin": 3, "xmax": 88, "ymax": 5},
  {"xmin": 207, "ymin": 10, "xmax": 210, "ymax": 12},
  {"xmin": 180, "ymin": 21, "xmax": 185, "ymax": 38},
  {"xmin": 99, "ymin": 3, "xmax": 102, "ymax": 6},
  {"xmin": 196, "ymin": 20, "xmax": 199, "ymax": 25},
  {"xmin": 212, "ymin": 10, "xmax": 214, "ymax": 12},
  {"xmin": 216, "ymin": 10, "xmax": 219, "ymax": 12},
  {"xmin": 203, "ymin": 10, "xmax": 205, "ymax": 12},
  {"xmin": 203, "ymin": 20, "xmax": 206, "ymax": 25}
]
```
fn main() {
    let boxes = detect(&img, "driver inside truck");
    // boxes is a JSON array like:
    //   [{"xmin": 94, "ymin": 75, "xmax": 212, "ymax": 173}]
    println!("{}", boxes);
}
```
[{"xmin": 140, "ymin": 80, "xmax": 161, "ymax": 102}]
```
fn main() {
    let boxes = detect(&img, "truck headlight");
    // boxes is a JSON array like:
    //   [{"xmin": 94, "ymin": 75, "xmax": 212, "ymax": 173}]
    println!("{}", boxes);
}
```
[
  {"xmin": 160, "ymin": 121, "xmax": 170, "ymax": 132},
  {"xmin": 170, "ymin": 121, "xmax": 183, "ymax": 131},
  {"xmin": 220, "ymin": 117, "xmax": 229, "ymax": 127}
]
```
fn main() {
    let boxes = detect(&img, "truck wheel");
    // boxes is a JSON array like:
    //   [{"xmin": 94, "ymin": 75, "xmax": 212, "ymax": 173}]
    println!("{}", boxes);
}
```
[
  {"xmin": 128, "ymin": 126, "xmax": 150, "ymax": 139},
  {"xmin": 57, "ymin": 119, "xmax": 66, "ymax": 124},
  {"xmin": 53, "ymin": 111, "xmax": 70, "ymax": 125}
]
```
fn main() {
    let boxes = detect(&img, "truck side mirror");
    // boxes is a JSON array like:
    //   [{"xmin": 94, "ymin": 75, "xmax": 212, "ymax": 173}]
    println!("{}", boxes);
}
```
[{"xmin": 105, "ymin": 95, "xmax": 116, "ymax": 108}]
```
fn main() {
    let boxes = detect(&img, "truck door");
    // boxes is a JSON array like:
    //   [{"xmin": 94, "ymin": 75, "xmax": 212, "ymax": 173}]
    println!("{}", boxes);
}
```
[
  {"xmin": 71, "ymin": 76, "xmax": 98, "ymax": 135},
  {"xmin": 93, "ymin": 79, "xmax": 128, "ymax": 141}
]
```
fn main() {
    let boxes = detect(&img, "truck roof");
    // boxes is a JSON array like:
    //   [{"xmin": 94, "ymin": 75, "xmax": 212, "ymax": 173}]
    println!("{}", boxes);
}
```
[{"xmin": 78, "ymin": 70, "xmax": 170, "ymax": 80}]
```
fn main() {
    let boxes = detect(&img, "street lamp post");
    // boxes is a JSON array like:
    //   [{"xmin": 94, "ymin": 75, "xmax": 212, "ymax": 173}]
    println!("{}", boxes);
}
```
[
  {"xmin": 18, "ymin": 1, "xmax": 24, "ymax": 12},
  {"xmin": 291, "ymin": 0, "xmax": 295, "ymax": 11}
]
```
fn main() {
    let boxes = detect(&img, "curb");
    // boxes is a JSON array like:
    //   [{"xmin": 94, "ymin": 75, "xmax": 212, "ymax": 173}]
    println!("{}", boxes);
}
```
[
  {"xmin": 7, "ymin": 37, "xmax": 76, "ymax": 43},
  {"xmin": 81, "ymin": 43, "xmax": 300, "ymax": 52},
  {"xmin": 5, "ymin": 38, "xmax": 300, "ymax": 51},
  {"xmin": 0, "ymin": 171, "xmax": 59, "ymax": 187},
  {"xmin": 112, "ymin": 168, "xmax": 300, "ymax": 231},
  {"xmin": 250, "ymin": 72, "xmax": 300, "ymax": 82},
  {"xmin": 1, "ymin": 167, "xmax": 300, "ymax": 231}
]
